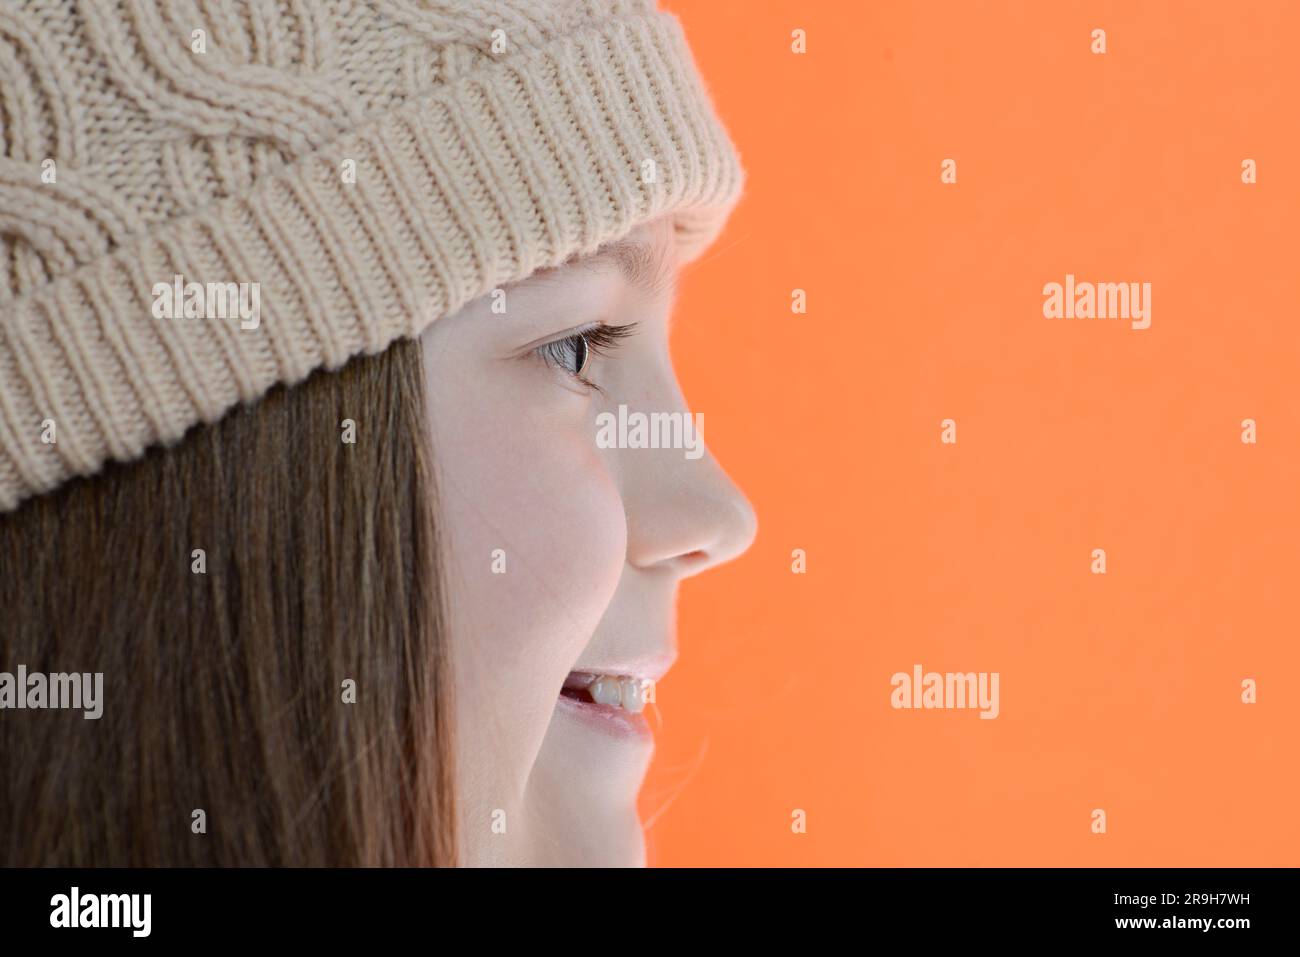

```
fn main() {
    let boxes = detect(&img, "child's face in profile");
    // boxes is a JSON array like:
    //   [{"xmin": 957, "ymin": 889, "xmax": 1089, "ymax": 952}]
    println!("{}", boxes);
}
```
[{"xmin": 421, "ymin": 215, "xmax": 756, "ymax": 865}]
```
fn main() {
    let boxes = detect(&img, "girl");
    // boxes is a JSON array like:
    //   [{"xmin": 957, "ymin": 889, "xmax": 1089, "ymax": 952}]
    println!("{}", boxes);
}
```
[{"xmin": 0, "ymin": 0, "xmax": 753, "ymax": 866}]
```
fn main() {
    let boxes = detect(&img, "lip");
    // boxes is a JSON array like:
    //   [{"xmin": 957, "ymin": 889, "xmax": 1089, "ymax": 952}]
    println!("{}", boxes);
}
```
[
  {"xmin": 553, "ymin": 648, "xmax": 676, "ymax": 742},
  {"xmin": 569, "ymin": 649, "xmax": 678, "ymax": 684},
  {"xmin": 554, "ymin": 692, "xmax": 653, "ymax": 740}
]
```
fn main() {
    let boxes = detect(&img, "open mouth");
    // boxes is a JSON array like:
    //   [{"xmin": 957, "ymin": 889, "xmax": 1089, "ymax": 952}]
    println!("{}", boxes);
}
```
[{"xmin": 560, "ymin": 672, "xmax": 650, "ymax": 714}]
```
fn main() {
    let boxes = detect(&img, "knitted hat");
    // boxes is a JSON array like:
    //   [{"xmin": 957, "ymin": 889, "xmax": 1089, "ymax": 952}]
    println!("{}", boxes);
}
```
[{"xmin": 0, "ymin": 0, "xmax": 745, "ymax": 513}]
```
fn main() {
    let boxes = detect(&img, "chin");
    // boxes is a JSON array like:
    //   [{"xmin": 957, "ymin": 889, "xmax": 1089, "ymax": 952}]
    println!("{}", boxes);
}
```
[
  {"xmin": 541, "ymin": 812, "xmax": 648, "ymax": 868},
  {"xmin": 522, "ymin": 768, "xmax": 652, "ymax": 866}
]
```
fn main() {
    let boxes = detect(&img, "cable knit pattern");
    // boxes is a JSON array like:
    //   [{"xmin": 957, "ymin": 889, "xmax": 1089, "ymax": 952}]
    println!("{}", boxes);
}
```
[{"xmin": 0, "ymin": 0, "xmax": 745, "ymax": 512}]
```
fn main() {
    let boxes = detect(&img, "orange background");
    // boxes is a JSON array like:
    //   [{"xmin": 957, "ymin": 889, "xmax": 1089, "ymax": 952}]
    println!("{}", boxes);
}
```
[{"xmin": 641, "ymin": 0, "xmax": 1300, "ymax": 866}]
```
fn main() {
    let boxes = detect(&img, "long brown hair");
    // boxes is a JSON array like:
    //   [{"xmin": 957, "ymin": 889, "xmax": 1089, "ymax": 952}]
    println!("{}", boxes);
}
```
[{"xmin": 0, "ymin": 338, "xmax": 456, "ymax": 866}]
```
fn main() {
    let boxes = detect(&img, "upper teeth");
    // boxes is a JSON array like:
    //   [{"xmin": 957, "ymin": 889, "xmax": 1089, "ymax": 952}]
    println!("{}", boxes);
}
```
[{"xmin": 565, "ymin": 673, "xmax": 649, "ymax": 713}]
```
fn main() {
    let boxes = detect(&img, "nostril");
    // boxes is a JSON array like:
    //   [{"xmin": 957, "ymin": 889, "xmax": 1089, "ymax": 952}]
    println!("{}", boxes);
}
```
[
  {"xmin": 677, "ymin": 548, "xmax": 718, "ymax": 575},
  {"xmin": 679, "ymin": 548, "xmax": 712, "ymax": 569}
]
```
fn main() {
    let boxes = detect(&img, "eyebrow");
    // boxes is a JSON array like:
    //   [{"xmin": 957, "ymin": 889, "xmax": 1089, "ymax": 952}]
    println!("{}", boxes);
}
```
[
  {"xmin": 591, "ymin": 235, "xmax": 679, "ymax": 302},
  {"xmin": 527, "ymin": 235, "xmax": 679, "ymax": 303}
]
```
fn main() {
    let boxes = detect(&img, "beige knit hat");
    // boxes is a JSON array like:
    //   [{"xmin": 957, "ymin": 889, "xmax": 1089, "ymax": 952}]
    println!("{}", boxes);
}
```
[{"xmin": 0, "ymin": 0, "xmax": 744, "ymax": 513}]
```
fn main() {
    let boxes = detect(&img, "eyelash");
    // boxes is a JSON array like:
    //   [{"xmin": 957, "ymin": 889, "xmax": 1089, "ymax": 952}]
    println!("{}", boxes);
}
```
[{"xmin": 534, "ymin": 321, "xmax": 639, "ymax": 393}]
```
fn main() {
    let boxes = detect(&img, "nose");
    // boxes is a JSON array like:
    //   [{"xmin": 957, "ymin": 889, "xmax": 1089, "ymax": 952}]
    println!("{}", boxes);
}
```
[{"xmin": 623, "ymin": 437, "xmax": 758, "ymax": 578}]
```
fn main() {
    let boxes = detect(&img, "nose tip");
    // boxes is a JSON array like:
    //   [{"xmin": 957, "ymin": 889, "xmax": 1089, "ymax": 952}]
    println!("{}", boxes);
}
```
[
  {"xmin": 706, "ymin": 484, "xmax": 757, "ymax": 572},
  {"xmin": 629, "ymin": 456, "xmax": 758, "ymax": 577}
]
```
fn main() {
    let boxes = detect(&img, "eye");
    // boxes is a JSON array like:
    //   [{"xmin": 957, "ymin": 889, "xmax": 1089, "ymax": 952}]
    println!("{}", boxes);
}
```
[
  {"xmin": 539, "ymin": 330, "xmax": 590, "ymax": 378},
  {"xmin": 533, "ymin": 322, "xmax": 639, "ymax": 391}
]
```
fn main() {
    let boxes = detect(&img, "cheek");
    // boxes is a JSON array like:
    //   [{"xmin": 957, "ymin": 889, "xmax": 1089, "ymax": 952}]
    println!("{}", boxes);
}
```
[
  {"xmin": 430, "ymin": 367, "xmax": 627, "ymax": 692},
  {"xmin": 477, "ymin": 428, "xmax": 626, "ymax": 653}
]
